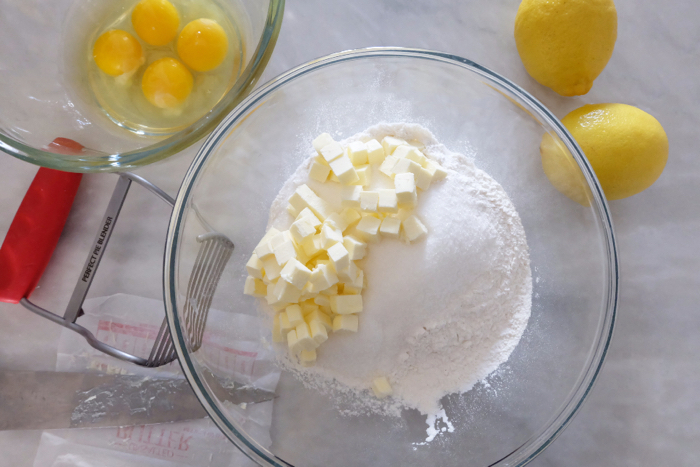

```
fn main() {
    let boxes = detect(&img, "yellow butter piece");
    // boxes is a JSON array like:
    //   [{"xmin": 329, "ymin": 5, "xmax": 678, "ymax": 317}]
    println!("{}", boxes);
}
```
[
  {"xmin": 246, "ymin": 254, "xmax": 264, "ymax": 279},
  {"xmin": 290, "ymin": 217, "xmax": 317, "ymax": 244},
  {"xmin": 372, "ymin": 376, "xmax": 393, "ymax": 398},
  {"xmin": 320, "ymin": 223, "xmax": 343, "ymax": 249},
  {"xmin": 285, "ymin": 304, "xmax": 305, "ymax": 327},
  {"xmin": 341, "ymin": 185, "xmax": 363, "ymax": 209},
  {"xmin": 381, "ymin": 136, "xmax": 407, "ymax": 155},
  {"xmin": 342, "ymin": 284, "xmax": 362, "ymax": 295},
  {"xmin": 339, "ymin": 208, "xmax": 361, "ymax": 231},
  {"xmin": 261, "ymin": 255, "xmax": 282, "ymax": 281},
  {"xmin": 425, "ymin": 159, "xmax": 448, "ymax": 181},
  {"xmin": 330, "ymin": 294, "xmax": 363, "ymax": 315},
  {"xmin": 280, "ymin": 258, "xmax": 312, "ymax": 290},
  {"xmin": 377, "ymin": 189, "xmax": 398, "ymax": 213},
  {"xmin": 329, "ymin": 155, "xmax": 360, "ymax": 185},
  {"xmin": 350, "ymin": 164, "xmax": 371, "ymax": 186},
  {"xmin": 299, "ymin": 349, "xmax": 317, "ymax": 367},
  {"xmin": 380, "ymin": 217, "xmax": 401, "ymax": 239},
  {"xmin": 243, "ymin": 276, "xmax": 266, "ymax": 297},
  {"xmin": 273, "ymin": 278, "xmax": 303, "ymax": 304},
  {"xmin": 309, "ymin": 320, "xmax": 329, "ymax": 345},
  {"xmin": 309, "ymin": 157, "xmax": 331, "ymax": 183},
  {"xmin": 308, "ymin": 264, "xmax": 339, "ymax": 293},
  {"xmin": 319, "ymin": 141, "xmax": 344, "ymax": 162},
  {"xmin": 379, "ymin": 155, "xmax": 399, "ymax": 178},
  {"xmin": 305, "ymin": 309, "xmax": 332, "ymax": 330},
  {"xmin": 332, "ymin": 314, "xmax": 359, "ymax": 332},
  {"xmin": 287, "ymin": 329, "xmax": 301, "ymax": 355},
  {"xmin": 366, "ymin": 139, "xmax": 386, "ymax": 165},
  {"xmin": 327, "ymin": 242, "xmax": 350, "ymax": 272},
  {"xmin": 343, "ymin": 235, "xmax": 366, "ymax": 260},
  {"xmin": 286, "ymin": 204, "xmax": 299, "ymax": 218},
  {"xmin": 360, "ymin": 191, "xmax": 379, "ymax": 212},
  {"xmin": 313, "ymin": 294, "xmax": 331, "ymax": 307},
  {"xmin": 355, "ymin": 216, "xmax": 381, "ymax": 243},
  {"xmin": 394, "ymin": 173, "xmax": 417, "ymax": 208},
  {"xmin": 402, "ymin": 215, "xmax": 428, "ymax": 243},
  {"xmin": 289, "ymin": 184, "xmax": 334, "ymax": 221},
  {"xmin": 320, "ymin": 283, "xmax": 339, "ymax": 296},
  {"xmin": 272, "ymin": 314, "xmax": 285, "ymax": 343},
  {"xmin": 313, "ymin": 133, "xmax": 335, "ymax": 153},
  {"xmin": 295, "ymin": 322, "xmax": 318, "ymax": 351},
  {"xmin": 348, "ymin": 141, "xmax": 369, "ymax": 166},
  {"xmin": 337, "ymin": 261, "xmax": 360, "ymax": 283}
]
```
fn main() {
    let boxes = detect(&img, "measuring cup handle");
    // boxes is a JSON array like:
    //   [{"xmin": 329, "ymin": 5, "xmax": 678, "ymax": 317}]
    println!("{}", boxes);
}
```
[{"xmin": 0, "ymin": 165, "xmax": 82, "ymax": 303}]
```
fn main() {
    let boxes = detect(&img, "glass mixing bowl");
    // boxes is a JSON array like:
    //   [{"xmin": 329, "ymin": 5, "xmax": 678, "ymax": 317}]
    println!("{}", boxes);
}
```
[
  {"xmin": 164, "ymin": 48, "xmax": 618, "ymax": 466},
  {"xmin": 0, "ymin": 0, "xmax": 283, "ymax": 172}
]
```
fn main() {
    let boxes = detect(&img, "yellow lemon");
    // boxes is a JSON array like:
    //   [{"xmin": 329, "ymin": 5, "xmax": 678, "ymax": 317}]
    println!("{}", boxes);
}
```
[
  {"xmin": 514, "ymin": 0, "xmax": 617, "ymax": 96},
  {"xmin": 177, "ymin": 18, "xmax": 228, "ymax": 72},
  {"xmin": 541, "ymin": 103, "xmax": 669, "ymax": 204},
  {"xmin": 93, "ymin": 30, "xmax": 144, "ymax": 77},
  {"xmin": 141, "ymin": 57, "xmax": 193, "ymax": 109},
  {"xmin": 132, "ymin": 0, "xmax": 180, "ymax": 46}
]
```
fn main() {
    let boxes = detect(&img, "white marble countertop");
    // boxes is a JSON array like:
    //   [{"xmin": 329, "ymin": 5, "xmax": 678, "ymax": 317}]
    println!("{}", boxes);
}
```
[{"xmin": 1, "ymin": 0, "xmax": 699, "ymax": 465}]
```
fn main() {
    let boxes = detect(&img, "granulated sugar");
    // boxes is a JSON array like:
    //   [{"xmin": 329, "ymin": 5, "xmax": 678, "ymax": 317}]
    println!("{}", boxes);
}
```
[{"xmin": 265, "ymin": 123, "xmax": 531, "ymax": 416}]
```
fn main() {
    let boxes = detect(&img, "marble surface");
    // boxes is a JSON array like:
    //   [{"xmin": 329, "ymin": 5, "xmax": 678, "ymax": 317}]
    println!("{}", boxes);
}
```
[{"xmin": 1, "ymin": 0, "xmax": 700, "ymax": 465}]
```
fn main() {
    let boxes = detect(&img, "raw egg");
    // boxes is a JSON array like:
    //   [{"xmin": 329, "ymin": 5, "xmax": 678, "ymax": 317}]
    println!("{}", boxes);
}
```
[
  {"xmin": 92, "ymin": 30, "xmax": 144, "ymax": 77},
  {"xmin": 177, "ymin": 18, "xmax": 228, "ymax": 72},
  {"xmin": 141, "ymin": 57, "xmax": 193, "ymax": 109}
]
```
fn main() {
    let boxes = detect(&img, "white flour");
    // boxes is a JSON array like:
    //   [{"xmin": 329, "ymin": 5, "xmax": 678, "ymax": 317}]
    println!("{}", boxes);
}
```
[{"xmin": 265, "ymin": 123, "xmax": 531, "ymax": 416}]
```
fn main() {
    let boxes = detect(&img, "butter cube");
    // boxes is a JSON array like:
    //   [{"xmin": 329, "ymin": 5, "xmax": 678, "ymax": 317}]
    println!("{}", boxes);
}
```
[
  {"xmin": 290, "ymin": 217, "xmax": 317, "ymax": 244},
  {"xmin": 324, "ymin": 212, "xmax": 349, "ymax": 232},
  {"xmin": 295, "ymin": 322, "xmax": 318, "ymax": 351},
  {"xmin": 306, "ymin": 309, "xmax": 333, "ymax": 330},
  {"xmin": 332, "ymin": 314, "xmax": 359, "ymax": 332},
  {"xmin": 296, "ymin": 207, "xmax": 322, "ymax": 228},
  {"xmin": 391, "ymin": 144, "xmax": 412, "ymax": 159},
  {"xmin": 273, "ymin": 237, "xmax": 297, "ymax": 266},
  {"xmin": 312, "ymin": 133, "xmax": 335, "ymax": 153},
  {"xmin": 289, "ymin": 184, "xmax": 334, "ymax": 221},
  {"xmin": 351, "ymin": 164, "xmax": 371, "ymax": 186},
  {"xmin": 314, "ymin": 294, "xmax": 331, "ymax": 307},
  {"xmin": 272, "ymin": 314, "xmax": 284, "ymax": 343},
  {"xmin": 246, "ymin": 254, "xmax": 264, "ymax": 279},
  {"xmin": 309, "ymin": 264, "xmax": 339, "ymax": 293},
  {"xmin": 280, "ymin": 259, "xmax": 312, "ymax": 290},
  {"xmin": 280, "ymin": 311, "xmax": 293, "ymax": 333},
  {"xmin": 286, "ymin": 304, "xmax": 305, "ymax": 327},
  {"xmin": 299, "ymin": 349, "xmax": 316, "ymax": 367},
  {"xmin": 301, "ymin": 301, "xmax": 319, "ymax": 316},
  {"xmin": 286, "ymin": 204, "xmax": 299, "ymax": 218},
  {"xmin": 342, "ymin": 284, "xmax": 362, "ymax": 295},
  {"xmin": 327, "ymin": 243, "xmax": 350, "ymax": 272},
  {"xmin": 329, "ymin": 155, "xmax": 360, "ymax": 185},
  {"xmin": 243, "ymin": 276, "xmax": 266, "ymax": 297},
  {"xmin": 343, "ymin": 235, "xmax": 367, "ymax": 260},
  {"xmin": 309, "ymin": 320, "xmax": 329, "ymax": 344},
  {"xmin": 320, "ymin": 223, "xmax": 343, "ymax": 249},
  {"xmin": 273, "ymin": 278, "xmax": 303, "ymax": 304},
  {"xmin": 309, "ymin": 157, "xmax": 331, "ymax": 183},
  {"xmin": 320, "ymin": 141, "xmax": 344, "ymax": 162},
  {"xmin": 330, "ymin": 294, "xmax": 363, "ymax": 314},
  {"xmin": 341, "ymin": 185, "xmax": 363, "ymax": 209},
  {"xmin": 379, "ymin": 155, "xmax": 399, "ymax": 178},
  {"xmin": 329, "ymin": 172, "xmax": 339, "ymax": 183},
  {"xmin": 352, "ymin": 269, "xmax": 364, "ymax": 289},
  {"xmin": 377, "ymin": 189, "xmax": 398, "ymax": 213},
  {"xmin": 301, "ymin": 234, "xmax": 323, "ymax": 259},
  {"xmin": 382, "ymin": 136, "xmax": 408, "ymax": 155},
  {"xmin": 380, "ymin": 217, "xmax": 401, "ymax": 239},
  {"xmin": 366, "ymin": 139, "xmax": 385, "ymax": 164},
  {"xmin": 360, "ymin": 191, "xmax": 379, "ymax": 212},
  {"xmin": 261, "ymin": 255, "xmax": 282, "ymax": 281},
  {"xmin": 372, "ymin": 377, "xmax": 393, "ymax": 398},
  {"xmin": 339, "ymin": 208, "xmax": 361, "ymax": 230},
  {"xmin": 320, "ymin": 283, "xmax": 339, "ymax": 296},
  {"xmin": 413, "ymin": 167, "xmax": 432, "ymax": 191},
  {"xmin": 391, "ymin": 157, "xmax": 422, "ymax": 177},
  {"xmin": 394, "ymin": 145, "xmax": 427, "ymax": 167},
  {"xmin": 253, "ymin": 227, "xmax": 280, "ymax": 259},
  {"xmin": 425, "ymin": 159, "xmax": 448, "ymax": 181},
  {"xmin": 337, "ymin": 261, "xmax": 360, "ymax": 283},
  {"xmin": 394, "ymin": 173, "xmax": 417, "ymax": 208},
  {"xmin": 348, "ymin": 141, "xmax": 369, "ymax": 165},
  {"xmin": 408, "ymin": 139, "xmax": 425, "ymax": 149},
  {"xmin": 287, "ymin": 329, "xmax": 298, "ymax": 354},
  {"xmin": 355, "ymin": 216, "xmax": 382, "ymax": 243},
  {"xmin": 271, "ymin": 301, "xmax": 290, "ymax": 312},
  {"xmin": 402, "ymin": 215, "xmax": 428, "ymax": 242}
]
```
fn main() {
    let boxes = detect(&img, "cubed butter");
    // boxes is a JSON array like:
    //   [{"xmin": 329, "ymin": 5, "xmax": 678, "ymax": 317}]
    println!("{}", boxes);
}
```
[
  {"xmin": 343, "ymin": 235, "xmax": 367, "ymax": 260},
  {"xmin": 337, "ymin": 260, "xmax": 360, "ymax": 283},
  {"xmin": 280, "ymin": 311, "xmax": 293, "ymax": 333},
  {"xmin": 355, "ymin": 216, "xmax": 382, "ymax": 243},
  {"xmin": 246, "ymin": 254, "xmax": 264, "ymax": 279},
  {"xmin": 329, "ymin": 155, "xmax": 360, "ymax": 185},
  {"xmin": 351, "ymin": 164, "xmax": 371, "ymax": 186},
  {"xmin": 377, "ymin": 189, "xmax": 398, "ymax": 213},
  {"xmin": 393, "ymin": 145, "xmax": 427, "ymax": 167},
  {"xmin": 332, "ymin": 314, "xmax": 359, "ymax": 332},
  {"xmin": 341, "ymin": 185, "xmax": 363, "ymax": 209},
  {"xmin": 272, "ymin": 314, "xmax": 284, "ymax": 343},
  {"xmin": 306, "ymin": 310, "xmax": 332, "ymax": 330},
  {"xmin": 366, "ymin": 138, "xmax": 385, "ymax": 164},
  {"xmin": 313, "ymin": 294, "xmax": 331, "ymax": 307},
  {"xmin": 352, "ymin": 269, "xmax": 364, "ymax": 289},
  {"xmin": 339, "ymin": 208, "xmax": 361, "ymax": 230},
  {"xmin": 382, "ymin": 136, "xmax": 407, "ymax": 155},
  {"xmin": 402, "ymin": 215, "xmax": 428, "ymax": 242},
  {"xmin": 379, "ymin": 155, "xmax": 399, "ymax": 178},
  {"xmin": 360, "ymin": 191, "xmax": 379, "ymax": 212},
  {"xmin": 415, "ymin": 167, "xmax": 433, "ymax": 191},
  {"xmin": 330, "ymin": 294, "xmax": 363, "ymax": 314},
  {"xmin": 280, "ymin": 258, "xmax": 311, "ymax": 290},
  {"xmin": 299, "ymin": 349, "xmax": 316, "ymax": 367},
  {"xmin": 290, "ymin": 217, "xmax": 317, "ymax": 244},
  {"xmin": 348, "ymin": 141, "xmax": 369, "ymax": 166},
  {"xmin": 309, "ymin": 320, "xmax": 329, "ymax": 344},
  {"xmin": 243, "ymin": 276, "xmax": 266, "ymax": 297},
  {"xmin": 371, "ymin": 376, "xmax": 393, "ymax": 398},
  {"xmin": 327, "ymin": 242, "xmax": 350, "ymax": 272},
  {"xmin": 391, "ymin": 157, "xmax": 422, "ymax": 177},
  {"xmin": 425, "ymin": 159, "xmax": 448, "ymax": 181},
  {"xmin": 295, "ymin": 322, "xmax": 318, "ymax": 351},
  {"xmin": 301, "ymin": 234, "xmax": 323, "ymax": 259},
  {"xmin": 324, "ymin": 212, "xmax": 349, "ymax": 232},
  {"xmin": 394, "ymin": 172, "xmax": 417, "ymax": 208},
  {"xmin": 342, "ymin": 284, "xmax": 362, "ymax": 295},
  {"xmin": 273, "ymin": 278, "xmax": 303, "ymax": 304},
  {"xmin": 261, "ymin": 255, "xmax": 282, "ymax": 281},
  {"xmin": 320, "ymin": 223, "xmax": 343, "ymax": 249},
  {"xmin": 309, "ymin": 157, "xmax": 331, "ymax": 183},
  {"xmin": 320, "ymin": 141, "xmax": 344, "ymax": 162},
  {"xmin": 286, "ymin": 304, "xmax": 305, "ymax": 327},
  {"xmin": 296, "ymin": 207, "xmax": 322, "ymax": 228},
  {"xmin": 308, "ymin": 264, "xmax": 339, "ymax": 293},
  {"xmin": 380, "ymin": 216, "xmax": 401, "ymax": 239},
  {"xmin": 289, "ymin": 184, "xmax": 334, "ymax": 220},
  {"xmin": 273, "ymin": 237, "xmax": 297, "ymax": 266},
  {"xmin": 312, "ymin": 133, "xmax": 335, "ymax": 153},
  {"xmin": 320, "ymin": 283, "xmax": 338, "ymax": 296},
  {"xmin": 286, "ymin": 204, "xmax": 299, "ymax": 218},
  {"xmin": 287, "ymin": 329, "xmax": 302, "ymax": 355},
  {"xmin": 253, "ymin": 227, "xmax": 280, "ymax": 259}
]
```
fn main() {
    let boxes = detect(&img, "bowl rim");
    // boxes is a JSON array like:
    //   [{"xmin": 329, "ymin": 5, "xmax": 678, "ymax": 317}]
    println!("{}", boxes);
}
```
[
  {"xmin": 163, "ymin": 47, "xmax": 619, "ymax": 467},
  {"xmin": 0, "ymin": 0, "xmax": 285, "ymax": 173}
]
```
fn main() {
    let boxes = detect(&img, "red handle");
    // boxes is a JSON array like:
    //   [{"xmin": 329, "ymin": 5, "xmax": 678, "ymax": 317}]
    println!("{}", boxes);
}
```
[{"xmin": 0, "ymin": 166, "xmax": 82, "ymax": 303}]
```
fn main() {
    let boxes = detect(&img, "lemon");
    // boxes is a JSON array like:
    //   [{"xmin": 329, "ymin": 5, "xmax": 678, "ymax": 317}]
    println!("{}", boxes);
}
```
[
  {"xmin": 132, "ymin": 0, "xmax": 180, "ymax": 46},
  {"xmin": 514, "ymin": 0, "xmax": 618, "ymax": 96},
  {"xmin": 541, "ymin": 103, "xmax": 668, "ymax": 204}
]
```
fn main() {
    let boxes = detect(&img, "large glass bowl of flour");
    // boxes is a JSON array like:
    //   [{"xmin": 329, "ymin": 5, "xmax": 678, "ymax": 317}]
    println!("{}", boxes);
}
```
[{"xmin": 164, "ymin": 48, "xmax": 618, "ymax": 466}]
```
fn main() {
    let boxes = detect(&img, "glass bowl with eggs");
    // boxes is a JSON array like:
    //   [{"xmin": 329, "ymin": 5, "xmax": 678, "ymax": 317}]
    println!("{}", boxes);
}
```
[
  {"xmin": 163, "ymin": 48, "xmax": 618, "ymax": 466},
  {"xmin": 0, "ymin": 0, "xmax": 283, "ymax": 172}
]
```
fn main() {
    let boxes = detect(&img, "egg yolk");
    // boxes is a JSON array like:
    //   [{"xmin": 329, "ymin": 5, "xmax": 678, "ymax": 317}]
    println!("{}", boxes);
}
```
[
  {"xmin": 141, "ymin": 57, "xmax": 193, "ymax": 109},
  {"xmin": 177, "ymin": 18, "xmax": 228, "ymax": 72},
  {"xmin": 132, "ymin": 0, "xmax": 180, "ymax": 46},
  {"xmin": 93, "ymin": 30, "xmax": 144, "ymax": 77}
]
